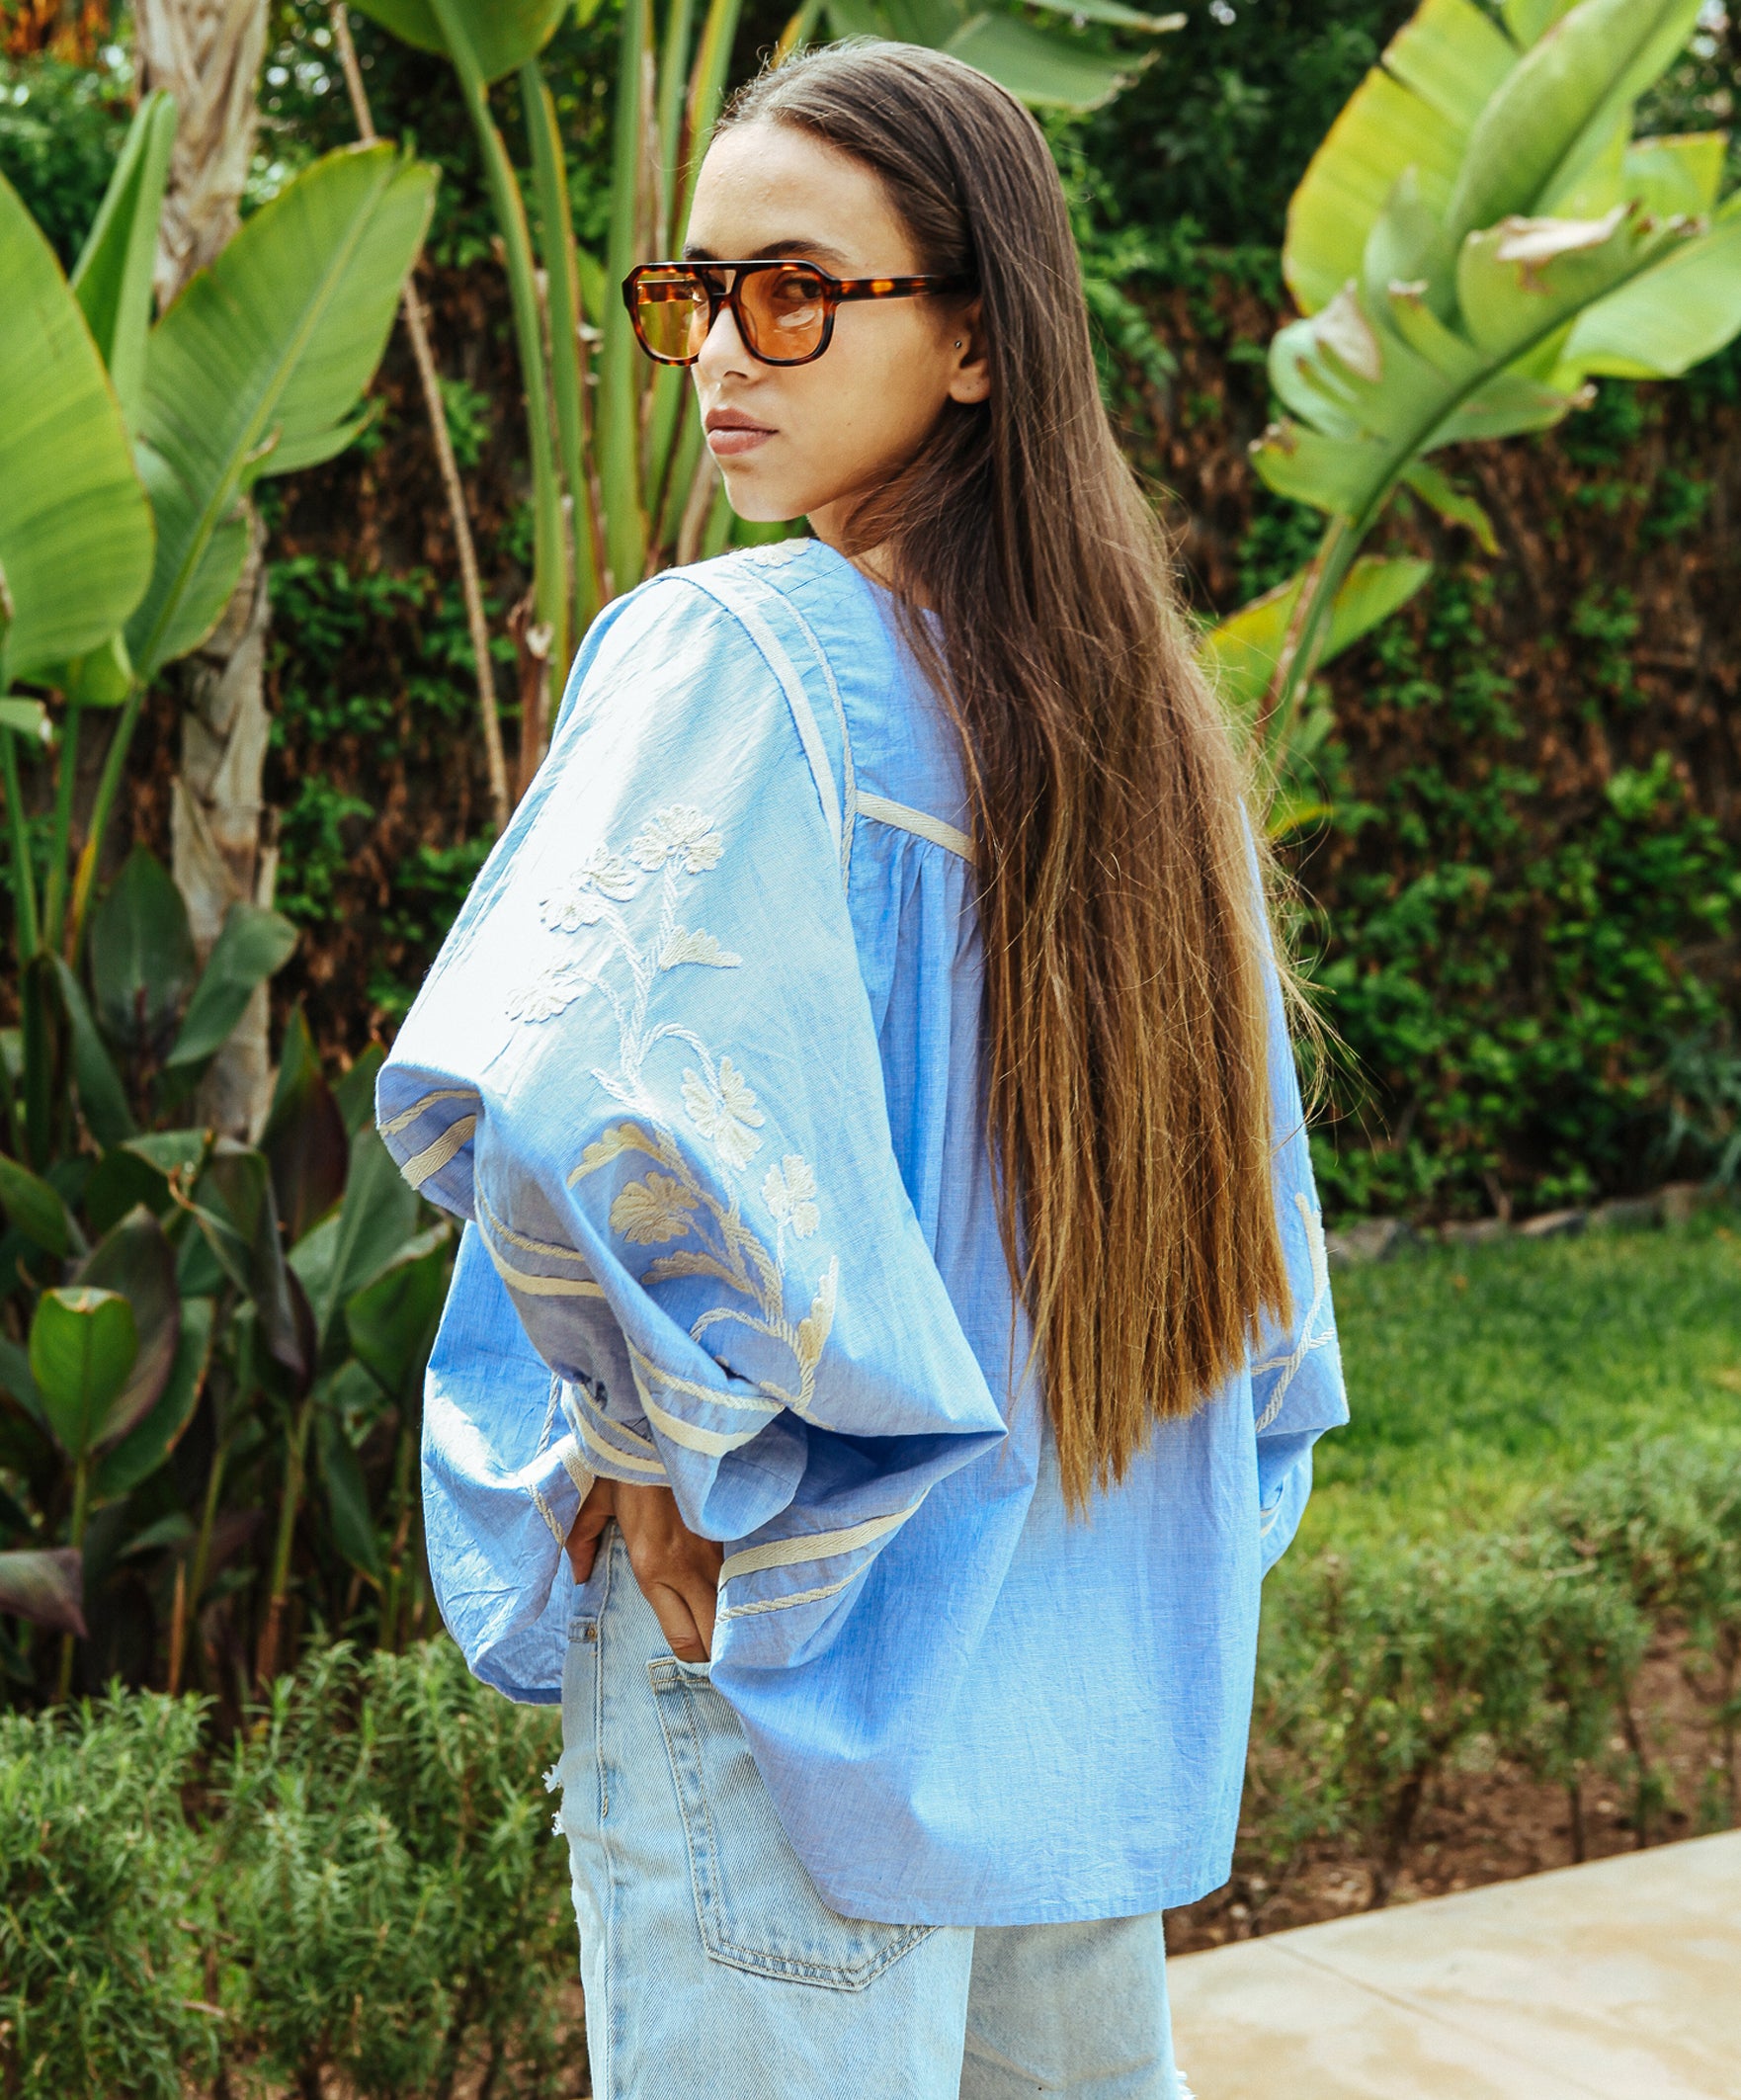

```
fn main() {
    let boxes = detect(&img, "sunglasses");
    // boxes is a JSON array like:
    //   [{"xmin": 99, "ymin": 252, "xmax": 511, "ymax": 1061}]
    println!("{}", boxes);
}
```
[{"xmin": 622, "ymin": 259, "xmax": 973, "ymax": 369}]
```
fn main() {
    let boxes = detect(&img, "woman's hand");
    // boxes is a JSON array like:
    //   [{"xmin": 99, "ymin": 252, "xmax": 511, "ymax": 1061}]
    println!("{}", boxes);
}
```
[{"xmin": 565, "ymin": 1476, "xmax": 724, "ymax": 1662}]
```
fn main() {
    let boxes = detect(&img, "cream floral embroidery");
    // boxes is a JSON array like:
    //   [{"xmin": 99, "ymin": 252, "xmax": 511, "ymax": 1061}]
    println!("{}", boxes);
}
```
[
  {"xmin": 522, "ymin": 798, "xmax": 837, "ymax": 1413},
  {"xmin": 540, "ymin": 845, "xmax": 639, "ymax": 931},
  {"xmin": 630, "ymin": 803, "xmax": 723, "ymax": 874},
  {"xmin": 682, "ymin": 1056, "xmax": 765, "ymax": 1170},
  {"xmin": 763, "ymin": 1154, "xmax": 819, "ymax": 1259},
  {"xmin": 506, "ymin": 965, "xmax": 583, "ymax": 1024},
  {"xmin": 609, "ymin": 1171, "xmax": 700, "ymax": 1244}
]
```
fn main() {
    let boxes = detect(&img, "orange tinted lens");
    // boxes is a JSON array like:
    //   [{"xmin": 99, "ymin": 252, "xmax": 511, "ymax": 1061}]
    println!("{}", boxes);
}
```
[
  {"xmin": 738, "ymin": 266, "xmax": 828, "ymax": 360},
  {"xmin": 634, "ymin": 270, "xmax": 709, "ymax": 360}
]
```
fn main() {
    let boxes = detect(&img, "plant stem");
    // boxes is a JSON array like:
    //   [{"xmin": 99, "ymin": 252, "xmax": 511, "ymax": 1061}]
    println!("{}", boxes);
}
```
[
  {"xmin": 257, "ymin": 1392, "xmax": 314, "ymax": 1687},
  {"xmin": 521, "ymin": 61, "xmax": 602, "ymax": 653},
  {"xmin": 41, "ymin": 699, "xmax": 80, "ymax": 957},
  {"xmin": 330, "ymin": 2, "xmax": 510, "ymax": 834},
  {"xmin": 179, "ymin": 1433, "xmax": 229, "ymax": 1696},
  {"xmin": 1, "ymin": 725, "xmax": 41, "ymax": 960},
  {"xmin": 55, "ymin": 1455, "xmax": 92, "ymax": 1703},
  {"xmin": 598, "ymin": 0, "xmax": 652, "ymax": 597},
  {"xmin": 427, "ymin": 0, "xmax": 566, "ymax": 787},
  {"xmin": 66, "ymin": 681, "xmax": 143, "ymax": 962}
]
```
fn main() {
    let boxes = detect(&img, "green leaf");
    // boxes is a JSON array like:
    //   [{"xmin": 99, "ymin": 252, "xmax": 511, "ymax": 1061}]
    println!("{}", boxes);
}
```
[
  {"xmin": 333, "ymin": 1044, "xmax": 385, "ymax": 1139},
  {"xmin": 51, "ymin": 958, "xmax": 135, "ymax": 1149},
  {"xmin": 128, "ymin": 144, "xmax": 437, "ymax": 679},
  {"xmin": 1556, "ymin": 200, "xmax": 1741, "ymax": 382},
  {"xmin": 1284, "ymin": 0, "xmax": 1515, "ymax": 315},
  {"xmin": 93, "ymin": 1296, "xmax": 213, "ymax": 1502},
  {"xmin": 349, "ymin": 0, "xmax": 568, "ymax": 82},
  {"xmin": 315, "ymin": 1402, "xmax": 382, "ymax": 1579},
  {"xmin": 1617, "ymin": 130, "xmax": 1725, "ymax": 218},
  {"xmin": 166, "ymin": 903, "xmax": 298, "ymax": 1069},
  {"xmin": 1454, "ymin": 203, "xmax": 1684, "ymax": 364},
  {"xmin": 264, "ymin": 1006, "xmax": 350, "ymax": 1243},
  {"xmin": 310, "ymin": 1128, "xmax": 421, "ymax": 1348},
  {"xmin": 75, "ymin": 1205, "xmax": 180, "ymax": 1450},
  {"xmin": 0, "ymin": 698, "xmax": 48, "ymax": 740},
  {"xmin": 195, "ymin": 1146, "xmax": 311, "ymax": 1388},
  {"xmin": 88, "ymin": 845, "xmax": 197, "ymax": 1058},
  {"xmin": 70, "ymin": 90, "xmax": 177, "ymax": 426},
  {"xmin": 46, "ymin": 631, "xmax": 134, "ymax": 710},
  {"xmin": 1250, "ymin": 419, "xmax": 1394, "ymax": 517},
  {"xmin": 1402, "ymin": 460, "xmax": 1499, "ymax": 552},
  {"xmin": 0, "ymin": 1333, "xmax": 42, "ymax": 1427},
  {"xmin": 944, "ymin": 11, "xmax": 1149, "ymax": 109},
  {"xmin": 1201, "ymin": 554, "xmax": 1434, "ymax": 714},
  {"xmin": 0, "ymin": 1547, "xmax": 85, "ymax": 1637},
  {"xmin": 29, "ymin": 1287, "xmax": 138, "ymax": 1462},
  {"xmin": 0, "ymin": 172, "xmax": 154, "ymax": 681},
  {"xmin": 344, "ymin": 1221, "xmax": 453, "ymax": 1399},
  {"xmin": 0, "ymin": 1150, "xmax": 75, "ymax": 1257},
  {"xmin": 1442, "ymin": 0, "xmax": 1703, "ymax": 255}
]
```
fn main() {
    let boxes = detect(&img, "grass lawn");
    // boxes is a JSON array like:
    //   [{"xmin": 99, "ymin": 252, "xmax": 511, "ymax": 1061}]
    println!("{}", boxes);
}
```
[{"xmin": 1298, "ymin": 1212, "xmax": 1741, "ymax": 1554}]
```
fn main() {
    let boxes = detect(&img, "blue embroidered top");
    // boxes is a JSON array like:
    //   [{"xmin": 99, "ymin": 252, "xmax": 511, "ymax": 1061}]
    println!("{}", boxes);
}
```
[{"xmin": 376, "ymin": 539, "xmax": 1347, "ymax": 1927}]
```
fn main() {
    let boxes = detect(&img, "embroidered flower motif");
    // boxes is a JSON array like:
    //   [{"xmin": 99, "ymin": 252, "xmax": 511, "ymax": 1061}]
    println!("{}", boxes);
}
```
[
  {"xmin": 762, "ymin": 1155, "xmax": 820, "ymax": 1239},
  {"xmin": 741, "ymin": 541, "xmax": 806, "ymax": 568},
  {"xmin": 660, "ymin": 926, "xmax": 741, "ymax": 970},
  {"xmin": 610, "ymin": 1171, "xmax": 700, "ymax": 1244},
  {"xmin": 541, "ymin": 845, "xmax": 638, "ymax": 931},
  {"xmin": 507, "ymin": 966, "xmax": 581, "ymax": 1023},
  {"xmin": 681, "ymin": 1056, "xmax": 765, "ymax": 1169},
  {"xmin": 631, "ymin": 803, "xmax": 724, "ymax": 875}
]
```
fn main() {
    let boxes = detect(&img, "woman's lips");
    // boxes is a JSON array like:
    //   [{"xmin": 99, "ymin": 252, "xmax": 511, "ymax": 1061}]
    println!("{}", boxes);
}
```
[{"xmin": 705, "ymin": 411, "xmax": 774, "ymax": 458}]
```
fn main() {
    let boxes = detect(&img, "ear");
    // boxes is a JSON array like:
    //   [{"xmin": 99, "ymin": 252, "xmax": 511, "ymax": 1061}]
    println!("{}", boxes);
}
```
[{"xmin": 945, "ymin": 299, "xmax": 991, "ymax": 406}]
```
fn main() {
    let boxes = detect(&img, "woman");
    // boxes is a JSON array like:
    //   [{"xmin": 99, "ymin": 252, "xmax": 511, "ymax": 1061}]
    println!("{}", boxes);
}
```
[{"xmin": 377, "ymin": 40, "xmax": 1345, "ymax": 2099}]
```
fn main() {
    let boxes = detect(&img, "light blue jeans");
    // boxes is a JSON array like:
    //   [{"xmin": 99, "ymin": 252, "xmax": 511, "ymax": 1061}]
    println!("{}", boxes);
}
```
[{"xmin": 552, "ymin": 1528, "xmax": 1192, "ymax": 2099}]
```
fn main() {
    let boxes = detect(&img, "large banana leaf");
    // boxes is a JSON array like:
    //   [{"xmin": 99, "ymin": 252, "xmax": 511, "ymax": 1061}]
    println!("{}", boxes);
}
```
[
  {"xmin": 1281, "ymin": 0, "xmax": 1699, "ymax": 318},
  {"xmin": 351, "ymin": 0, "xmax": 568, "ymax": 83},
  {"xmin": 824, "ymin": 0, "xmax": 1180, "ymax": 109},
  {"xmin": 1202, "ymin": 555, "xmax": 1435, "ymax": 716},
  {"xmin": 126, "ymin": 144, "xmax": 437, "ymax": 681},
  {"xmin": 71, "ymin": 90, "xmax": 177, "ymax": 427},
  {"xmin": 0, "ymin": 173, "xmax": 154, "ymax": 685},
  {"xmin": 1255, "ymin": 0, "xmax": 1735, "ymax": 536}
]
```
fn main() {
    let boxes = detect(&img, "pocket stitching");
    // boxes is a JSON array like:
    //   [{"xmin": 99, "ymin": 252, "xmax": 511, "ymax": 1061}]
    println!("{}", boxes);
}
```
[{"xmin": 645, "ymin": 1659, "xmax": 933, "ymax": 1990}]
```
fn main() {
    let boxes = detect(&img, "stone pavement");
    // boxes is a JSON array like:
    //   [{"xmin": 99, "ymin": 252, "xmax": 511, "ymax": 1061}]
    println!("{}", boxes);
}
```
[{"xmin": 1167, "ymin": 1829, "xmax": 1741, "ymax": 2098}]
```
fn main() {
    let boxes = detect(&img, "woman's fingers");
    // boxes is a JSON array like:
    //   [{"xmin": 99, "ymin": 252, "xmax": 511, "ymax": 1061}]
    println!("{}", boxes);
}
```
[
  {"xmin": 565, "ymin": 1476, "xmax": 616, "ymax": 1583},
  {"xmin": 614, "ymin": 1481, "xmax": 724, "ymax": 1660},
  {"xmin": 645, "ymin": 1580, "xmax": 710, "ymax": 1662}
]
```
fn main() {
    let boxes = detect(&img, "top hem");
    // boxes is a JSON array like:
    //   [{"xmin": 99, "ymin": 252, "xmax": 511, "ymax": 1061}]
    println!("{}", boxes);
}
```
[{"xmin": 807, "ymin": 1856, "xmax": 1235, "ymax": 1929}]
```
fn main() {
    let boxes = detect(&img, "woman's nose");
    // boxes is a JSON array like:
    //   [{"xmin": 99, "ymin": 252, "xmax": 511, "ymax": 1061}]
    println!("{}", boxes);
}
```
[{"xmin": 695, "ymin": 294, "xmax": 754, "ymax": 381}]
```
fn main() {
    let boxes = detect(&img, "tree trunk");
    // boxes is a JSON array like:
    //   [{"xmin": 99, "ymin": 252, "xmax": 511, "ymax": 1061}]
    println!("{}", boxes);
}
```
[{"xmin": 135, "ymin": 0, "xmax": 275, "ymax": 1137}]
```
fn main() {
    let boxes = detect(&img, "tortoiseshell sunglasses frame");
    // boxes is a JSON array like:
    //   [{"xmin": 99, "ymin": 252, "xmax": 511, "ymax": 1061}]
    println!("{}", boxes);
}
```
[{"xmin": 622, "ymin": 259, "xmax": 975, "ymax": 369}]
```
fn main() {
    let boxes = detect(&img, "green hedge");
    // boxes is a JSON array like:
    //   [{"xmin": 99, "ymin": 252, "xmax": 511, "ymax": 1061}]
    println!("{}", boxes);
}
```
[
  {"xmin": 1, "ymin": 1640, "xmax": 578, "ymax": 2100},
  {"xmin": 4, "ymin": 1439, "xmax": 1736, "ymax": 2095}
]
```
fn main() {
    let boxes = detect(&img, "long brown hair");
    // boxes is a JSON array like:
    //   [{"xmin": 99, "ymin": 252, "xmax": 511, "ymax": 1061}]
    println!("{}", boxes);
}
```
[{"xmin": 721, "ymin": 43, "xmax": 1290, "ymax": 1503}]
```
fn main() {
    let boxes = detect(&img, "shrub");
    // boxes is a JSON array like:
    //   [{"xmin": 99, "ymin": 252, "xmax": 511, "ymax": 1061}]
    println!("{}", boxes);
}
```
[
  {"xmin": 210, "ymin": 1640, "xmax": 575, "ymax": 2098},
  {"xmin": 0, "ymin": 1691, "xmax": 215, "ymax": 2099}
]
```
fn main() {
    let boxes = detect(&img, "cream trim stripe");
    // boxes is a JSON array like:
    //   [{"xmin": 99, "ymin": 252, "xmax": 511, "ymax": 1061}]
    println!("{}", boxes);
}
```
[
  {"xmin": 574, "ymin": 1408, "xmax": 668, "ymax": 1476},
  {"xmin": 379, "ymin": 1087, "xmax": 478, "ymax": 1139},
  {"xmin": 640, "ymin": 1388, "xmax": 765, "ymax": 1458},
  {"xmin": 857, "ymin": 793, "xmax": 974, "ymax": 866},
  {"xmin": 687, "ymin": 571, "xmax": 843, "ymax": 862},
  {"xmin": 719, "ymin": 1501, "xmax": 922, "ymax": 1585},
  {"xmin": 400, "ymin": 1115, "xmax": 476, "ymax": 1188},
  {"xmin": 627, "ymin": 1341, "xmax": 783, "ymax": 1416},
  {"xmin": 717, "ymin": 1569, "xmax": 861, "ymax": 1622},
  {"xmin": 480, "ymin": 1218, "xmax": 607, "ymax": 1300},
  {"xmin": 564, "ymin": 1382, "xmax": 661, "ymax": 1458}
]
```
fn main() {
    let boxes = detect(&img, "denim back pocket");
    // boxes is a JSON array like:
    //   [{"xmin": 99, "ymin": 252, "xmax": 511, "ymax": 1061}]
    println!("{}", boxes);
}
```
[{"xmin": 646, "ymin": 1656, "xmax": 933, "ymax": 1991}]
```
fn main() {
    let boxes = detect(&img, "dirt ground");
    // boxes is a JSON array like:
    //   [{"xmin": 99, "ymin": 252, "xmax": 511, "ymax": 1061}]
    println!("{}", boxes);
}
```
[{"xmin": 1165, "ymin": 1634, "xmax": 1730, "ymax": 1954}]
